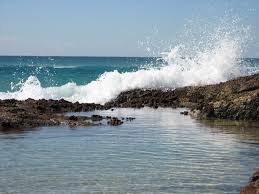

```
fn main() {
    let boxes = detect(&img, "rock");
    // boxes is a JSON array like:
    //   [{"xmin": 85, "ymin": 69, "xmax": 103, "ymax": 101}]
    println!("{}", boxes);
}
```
[
  {"xmin": 0, "ymin": 74, "xmax": 258, "ymax": 131},
  {"xmin": 0, "ymin": 99, "xmax": 108, "ymax": 130},
  {"xmin": 241, "ymin": 171, "xmax": 259, "ymax": 194},
  {"xmin": 250, "ymin": 171, "xmax": 259, "ymax": 183},
  {"xmin": 0, "ymin": 97, "xmax": 131, "ymax": 130},
  {"xmin": 91, "ymin": 115, "xmax": 103, "ymax": 121},
  {"xmin": 107, "ymin": 117, "xmax": 123, "ymax": 126},
  {"xmin": 126, "ymin": 117, "xmax": 135, "ymax": 121},
  {"xmin": 105, "ymin": 74, "xmax": 259, "ymax": 121},
  {"xmin": 180, "ymin": 111, "xmax": 189, "ymax": 115},
  {"xmin": 1, "ymin": 121, "xmax": 13, "ymax": 129},
  {"xmin": 69, "ymin": 115, "xmax": 78, "ymax": 121}
]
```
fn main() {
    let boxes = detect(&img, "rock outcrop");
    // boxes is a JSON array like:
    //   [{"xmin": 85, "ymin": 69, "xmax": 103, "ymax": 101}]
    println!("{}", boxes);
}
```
[
  {"xmin": 1, "ymin": 74, "xmax": 258, "ymax": 130},
  {"xmin": 105, "ymin": 74, "xmax": 259, "ymax": 120},
  {"xmin": 0, "ymin": 99, "xmax": 127, "ymax": 130}
]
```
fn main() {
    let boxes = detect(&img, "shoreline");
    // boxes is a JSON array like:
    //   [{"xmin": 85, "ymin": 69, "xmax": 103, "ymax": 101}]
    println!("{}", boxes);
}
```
[
  {"xmin": 0, "ymin": 99, "xmax": 135, "ymax": 130},
  {"xmin": 106, "ymin": 73, "xmax": 259, "ymax": 121},
  {"xmin": 0, "ymin": 74, "xmax": 258, "ymax": 192},
  {"xmin": 0, "ymin": 74, "xmax": 259, "ymax": 130}
]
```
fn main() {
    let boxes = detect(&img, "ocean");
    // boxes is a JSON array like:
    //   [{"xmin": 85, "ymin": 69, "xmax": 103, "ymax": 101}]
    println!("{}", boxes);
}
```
[
  {"xmin": 0, "ymin": 56, "xmax": 258, "ymax": 104},
  {"xmin": 0, "ymin": 56, "xmax": 157, "ymax": 92}
]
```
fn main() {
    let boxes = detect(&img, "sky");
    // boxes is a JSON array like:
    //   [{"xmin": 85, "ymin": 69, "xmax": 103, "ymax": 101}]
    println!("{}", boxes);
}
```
[{"xmin": 0, "ymin": 0, "xmax": 258, "ymax": 57}]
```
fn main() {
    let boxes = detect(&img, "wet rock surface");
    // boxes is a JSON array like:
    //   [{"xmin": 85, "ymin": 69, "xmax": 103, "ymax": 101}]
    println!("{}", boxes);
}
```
[
  {"xmin": 0, "ymin": 74, "xmax": 258, "ymax": 130},
  {"xmin": 107, "ymin": 117, "xmax": 123, "ymax": 126},
  {"xmin": 180, "ymin": 111, "xmax": 189, "ymax": 115},
  {"xmin": 105, "ymin": 74, "xmax": 259, "ymax": 121},
  {"xmin": 241, "ymin": 171, "xmax": 259, "ymax": 194},
  {"xmin": 0, "ymin": 99, "xmax": 123, "ymax": 130}
]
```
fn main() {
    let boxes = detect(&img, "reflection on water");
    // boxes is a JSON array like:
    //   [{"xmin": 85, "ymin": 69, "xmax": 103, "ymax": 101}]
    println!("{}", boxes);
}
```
[
  {"xmin": 0, "ymin": 128, "xmax": 35, "ymax": 139},
  {"xmin": 201, "ymin": 119, "xmax": 259, "ymax": 139},
  {"xmin": 0, "ymin": 108, "xmax": 258, "ymax": 193}
]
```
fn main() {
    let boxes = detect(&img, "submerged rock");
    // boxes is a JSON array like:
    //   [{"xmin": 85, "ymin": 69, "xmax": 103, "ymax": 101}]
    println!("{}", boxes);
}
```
[
  {"xmin": 180, "ymin": 111, "xmax": 189, "ymax": 115},
  {"xmin": 91, "ymin": 114, "xmax": 103, "ymax": 121},
  {"xmin": 126, "ymin": 117, "xmax": 136, "ymax": 121},
  {"xmin": 107, "ymin": 117, "xmax": 123, "ymax": 126}
]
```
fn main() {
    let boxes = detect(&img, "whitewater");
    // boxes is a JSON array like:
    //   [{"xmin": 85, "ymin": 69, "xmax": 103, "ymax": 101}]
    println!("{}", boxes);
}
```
[{"xmin": 0, "ymin": 19, "xmax": 253, "ymax": 104}]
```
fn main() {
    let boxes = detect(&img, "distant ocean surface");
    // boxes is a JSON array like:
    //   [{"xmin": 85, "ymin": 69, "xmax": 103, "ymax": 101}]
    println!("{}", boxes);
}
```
[
  {"xmin": 0, "ymin": 56, "xmax": 157, "ymax": 91},
  {"xmin": 0, "ymin": 56, "xmax": 258, "ymax": 104}
]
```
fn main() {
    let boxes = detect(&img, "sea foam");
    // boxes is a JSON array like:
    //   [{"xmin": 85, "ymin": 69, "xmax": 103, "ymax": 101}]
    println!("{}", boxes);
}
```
[{"xmin": 0, "ymin": 18, "xmax": 251, "ymax": 104}]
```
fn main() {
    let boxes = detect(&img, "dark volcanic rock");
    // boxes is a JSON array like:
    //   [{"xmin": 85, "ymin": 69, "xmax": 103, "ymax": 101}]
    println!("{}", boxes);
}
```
[{"xmin": 105, "ymin": 74, "xmax": 259, "ymax": 121}]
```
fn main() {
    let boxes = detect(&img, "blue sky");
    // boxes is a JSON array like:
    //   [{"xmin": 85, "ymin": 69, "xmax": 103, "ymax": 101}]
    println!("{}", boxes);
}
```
[{"xmin": 0, "ymin": 0, "xmax": 258, "ymax": 57}]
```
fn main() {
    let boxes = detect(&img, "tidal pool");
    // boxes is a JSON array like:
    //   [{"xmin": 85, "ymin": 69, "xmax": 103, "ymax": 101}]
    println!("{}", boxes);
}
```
[{"xmin": 0, "ymin": 108, "xmax": 258, "ymax": 193}]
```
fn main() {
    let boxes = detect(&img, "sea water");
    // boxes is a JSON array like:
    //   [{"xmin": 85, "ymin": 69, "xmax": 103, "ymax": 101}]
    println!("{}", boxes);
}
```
[
  {"xmin": 0, "ymin": 17, "xmax": 259, "ymax": 193},
  {"xmin": 0, "ymin": 56, "xmax": 258, "ymax": 104},
  {"xmin": 1, "ymin": 16, "xmax": 258, "ymax": 104},
  {"xmin": 0, "ymin": 108, "xmax": 258, "ymax": 193}
]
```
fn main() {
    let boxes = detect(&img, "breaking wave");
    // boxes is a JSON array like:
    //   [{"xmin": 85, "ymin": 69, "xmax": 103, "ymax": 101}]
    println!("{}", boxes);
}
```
[{"xmin": 0, "ymin": 17, "xmax": 252, "ymax": 104}]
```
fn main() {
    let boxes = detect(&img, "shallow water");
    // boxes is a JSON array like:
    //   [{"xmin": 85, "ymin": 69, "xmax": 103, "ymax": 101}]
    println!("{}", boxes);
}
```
[{"xmin": 0, "ymin": 108, "xmax": 258, "ymax": 193}]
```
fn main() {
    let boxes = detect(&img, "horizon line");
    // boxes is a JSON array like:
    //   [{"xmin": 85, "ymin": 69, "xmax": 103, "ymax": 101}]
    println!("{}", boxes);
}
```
[
  {"xmin": 0, "ymin": 55, "xmax": 158, "ymax": 58},
  {"xmin": 0, "ymin": 55, "xmax": 258, "ymax": 59}
]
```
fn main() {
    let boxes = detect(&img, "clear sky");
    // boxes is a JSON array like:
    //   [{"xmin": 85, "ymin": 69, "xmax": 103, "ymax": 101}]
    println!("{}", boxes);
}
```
[{"xmin": 0, "ymin": 0, "xmax": 258, "ymax": 57}]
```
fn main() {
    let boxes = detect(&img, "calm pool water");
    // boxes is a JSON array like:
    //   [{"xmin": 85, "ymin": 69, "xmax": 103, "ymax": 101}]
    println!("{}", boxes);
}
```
[{"xmin": 0, "ymin": 108, "xmax": 258, "ymax": 193}]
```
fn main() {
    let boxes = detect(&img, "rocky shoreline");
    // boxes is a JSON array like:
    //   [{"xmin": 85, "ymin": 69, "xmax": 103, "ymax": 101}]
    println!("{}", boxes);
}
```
[
  {"xmin": 0, "ymin": 98, "xmax": 137, "ymax": 130},
  {"xmin": 0, "ymin": 98, "xmax": 101, "ymax": 130},
  {"xmin": 105, "ymin": 74, "xmax": 259, "ymax": 121},
  {"xmin": 0, "ymin": 74, "xmax": 258, "ymax": 131},
  {"xmin": 0, "ymin": 74, "xmax": 258, "ymax": 193}
]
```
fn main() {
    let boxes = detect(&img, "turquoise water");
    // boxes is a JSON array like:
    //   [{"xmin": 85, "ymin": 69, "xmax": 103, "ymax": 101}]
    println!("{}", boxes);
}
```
[
  {"xmin": 0, "ymin": 108, "xmax": 258, "ymax": 193},
  {"xmin": 0, "ymin": 56, "xmax": 159, "ymax": 92},
  {"xmin": 0, "ymin": 57, "xmax": 258, "ymax": 92},
  {"xmin": 0, "ymin": 56, "xmax": 258, "ymax": 103}
]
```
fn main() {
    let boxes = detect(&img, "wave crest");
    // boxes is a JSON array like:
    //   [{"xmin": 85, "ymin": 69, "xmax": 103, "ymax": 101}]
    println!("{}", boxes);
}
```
[{"xmin": 0, "ymin": 17, "xmax": 251, "ymax": 104}]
